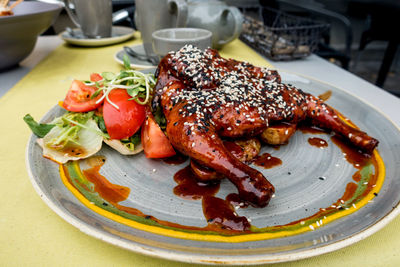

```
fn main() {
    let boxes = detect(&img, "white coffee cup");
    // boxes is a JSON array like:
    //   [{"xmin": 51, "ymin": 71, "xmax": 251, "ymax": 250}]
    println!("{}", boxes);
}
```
[{"xmin": 63, "ymin": 0, "xmax": 112, "ymax": 38}]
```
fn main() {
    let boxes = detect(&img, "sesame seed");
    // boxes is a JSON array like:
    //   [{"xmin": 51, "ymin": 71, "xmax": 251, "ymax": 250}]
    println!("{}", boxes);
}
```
[{"xmin": 160, "ymin": 45, "xmax": 321, "ymax": 161}]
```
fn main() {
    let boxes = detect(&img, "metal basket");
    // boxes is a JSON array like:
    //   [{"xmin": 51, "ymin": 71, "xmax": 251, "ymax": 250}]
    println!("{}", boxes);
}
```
[{"xmin": 239, "ymin": 7, "xmax": 330, "ymax": 61}]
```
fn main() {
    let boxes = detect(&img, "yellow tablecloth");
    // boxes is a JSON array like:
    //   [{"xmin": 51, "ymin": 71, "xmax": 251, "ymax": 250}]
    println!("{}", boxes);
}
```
[{"xmin": 1, "ymin": 33, "xmax": 400, "ymax": 266}]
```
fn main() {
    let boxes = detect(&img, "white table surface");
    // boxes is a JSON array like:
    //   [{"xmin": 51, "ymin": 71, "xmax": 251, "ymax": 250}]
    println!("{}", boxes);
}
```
[{"xmin": 1, "ymin": 35, "xmax": 399, "ymax": 127}]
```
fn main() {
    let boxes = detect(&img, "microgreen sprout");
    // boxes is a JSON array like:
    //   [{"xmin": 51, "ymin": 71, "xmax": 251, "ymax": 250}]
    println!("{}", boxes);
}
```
[{"xmin": 92, "ymin": 62, "xmax": 156, "ymax": 109}]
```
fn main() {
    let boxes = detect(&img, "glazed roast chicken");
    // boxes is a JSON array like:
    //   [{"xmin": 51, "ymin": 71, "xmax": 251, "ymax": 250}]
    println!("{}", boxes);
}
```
[{"xmin": 153, "ymin": 45, "xmax": 379, "ymax": 208}]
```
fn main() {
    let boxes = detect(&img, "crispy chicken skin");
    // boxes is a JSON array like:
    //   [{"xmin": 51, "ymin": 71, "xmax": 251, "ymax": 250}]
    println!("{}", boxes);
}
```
[{"xmin": 153, "ymin": 45, "xmax": 378, "ymax": 207}]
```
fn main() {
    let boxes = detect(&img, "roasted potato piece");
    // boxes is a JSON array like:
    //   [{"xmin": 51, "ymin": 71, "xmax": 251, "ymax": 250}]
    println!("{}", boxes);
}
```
[
  {"xmin": 228, "ymin": 138, "xmax": 261, "ymax": 163},
  {"xmin": 260, "ymin": 123, "xmax": 296, "ymax": 145}
]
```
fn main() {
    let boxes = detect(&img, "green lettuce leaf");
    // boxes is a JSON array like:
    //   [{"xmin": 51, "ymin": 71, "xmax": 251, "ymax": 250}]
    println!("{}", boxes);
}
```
[{"xmin": 23, "ymin": 114, "xmax": 55, "ymax": 138}]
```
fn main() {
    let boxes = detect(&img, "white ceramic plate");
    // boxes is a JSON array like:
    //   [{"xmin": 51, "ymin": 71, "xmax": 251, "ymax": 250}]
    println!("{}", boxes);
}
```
[
  {"xmin": 60, "ymin": 26, "xmax": 134, "ymax": 47},
  {"xmin": 26, "ymin": 70, "xmax": 400, "ymax": 265}
]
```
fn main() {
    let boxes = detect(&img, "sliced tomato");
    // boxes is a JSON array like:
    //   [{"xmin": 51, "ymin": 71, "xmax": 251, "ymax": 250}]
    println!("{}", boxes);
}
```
[
  {"xmin": 141, "ymin": 112, "xmax": 175, "ymax": 158},
  {"xmin": 90, "ymin": 73, "xmax": 103, "ymax": 82},
  {"xmin": 103, "ymin": 89, "xmax": 146, "ymax": 139},
  {"xmin": 63, "ymin": 80, "xmax": 103, "ymax": 112}
]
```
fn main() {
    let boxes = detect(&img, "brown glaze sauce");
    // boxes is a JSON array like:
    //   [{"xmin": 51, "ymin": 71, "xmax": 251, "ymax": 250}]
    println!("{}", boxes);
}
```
[
  {"xmin": 272, "ymin": 145, "xmax": 281, "ymax": 151},
  {"xmin": 308, "ymin": 137, "xmax": 328, "ymax": 148},
  {"xmin": 162, "ymin": 152, "xmax": 188, "ymax": 165},
  {"xmin": 352, "ymin": 170, "xmax": 362, "ymax": 182},
  {"xmin": 285, "ymin": 167, "xmax": 377, "ymax": 228},
  {"xmin": 332, "ymin": 135, "xmax": 379, "ymax": 199},
  {"xmin": 226, "ymin": 193, "xmax": 249, "ymax": 208},
  {"xmin": 69, "ymin": 125, "xmax": 379, "ymax": 234},
  {"xmin": 318, "ymin": 90, "xmax": 332, "ymax": 101},
  {"xmin": 330, "ymin": 134, "xmax": 378, "ymax": 200},
  {"xmin": 62, "ymin": 146, "xmax": 87, "ymax": 157},
  {"xmin": 253, "ymin": 153, "xmax": 282, "ymax": 169},
  {"xmin": 298, "ymin": 124, "xmax": 327, "ymax": 134},
  {"xmin": 173, "ymin": 165, "xmax": 220, "ymax": 200},
  {"xmin": 85, "ymin": 156, "xmax": 106, "ymax": 167},
  {"xmin": 223, "ymin": 140, "xmax": 244, "ymax": 160},
  {"xmin": 69, "ymin": 157, "xmax": 250, "ymax": 233},
  {"xmin": 173, "ymin": 165, "xmax": 250, "ymax": 231},
  {"xmin": 331, "ymin": 135, "xmax": 370, "ymax": 168},
  {"xmin": 331, "ymin": 108, "xmax": 360, "ymax": 130},
  {"xmin": 82, "ymin": 156, "xmax": 130, "ymax": 203},
  {"xmin": 202, "ymin": 196, "xmax": 250, "ymax": 231},
  {"xmin": 190, "ymin": 160, "xmax": 223, "ymax": 181},
  {"xmin": 83, "ymin": 166, "xmax": 130, "ymax": 203},
  {"xmin": 341, "ymin": 182, "xmax": 358, "ymax": 202},
  {"xmin": 264, "ymin": 131, "xmax": 379, "ymax": 228}
]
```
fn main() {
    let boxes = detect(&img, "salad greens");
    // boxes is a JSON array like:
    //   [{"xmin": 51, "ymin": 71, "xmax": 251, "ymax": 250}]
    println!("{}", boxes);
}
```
[
  {"xmin": 120, "ymin": 132, "xmax": 141, "ymax": 151},
  {"xmin": 123, "ymin": 54, "xmax": 131, "ymax": 70},
  {"xmin": 23, "ymin": 114, "xmax": 55, "ymax": 138},
  {"xmin": 25, "ymin": 112, "xmax": 108, "ymax": 147},
  {"xmin": 47, "ymin": 112, "xmax": 108, "ymax": 150},
  {"xmin": 42, "ymin": 116, "xmax": 103, "ymax": 163},
  {"xmin": 24, "ymin": 57, "xmax": 160, "ymax": 162},
  {"xmin": 83, "ymin": 63, "xmax": 156, "ymax": 110},
  {"xmin": 153, "ymin": 105, "xmax": 167, "ymax": 130}
]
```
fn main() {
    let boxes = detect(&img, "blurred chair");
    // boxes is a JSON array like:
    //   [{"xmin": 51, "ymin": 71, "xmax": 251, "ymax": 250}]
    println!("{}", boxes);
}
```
[
  {"xmin": 276, "ymin": 0, "xmax": 353, "ymax": 69},
  {"xmin": 352, "ymin": 0, "xmax": 400, "ymax": 88},
  {"xmin": 112, "ymin": 0, "xmax": 136, "ymax": 29}
]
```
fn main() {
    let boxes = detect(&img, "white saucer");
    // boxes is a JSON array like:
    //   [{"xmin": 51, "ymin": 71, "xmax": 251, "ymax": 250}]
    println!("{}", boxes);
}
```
[
  {"xmin": 60, "ymin": 26, "xmax": 135, "ymax": 47},
  {"xmin": 114, "ymin": 44, "xmax": 157, "ymax": 69}
]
